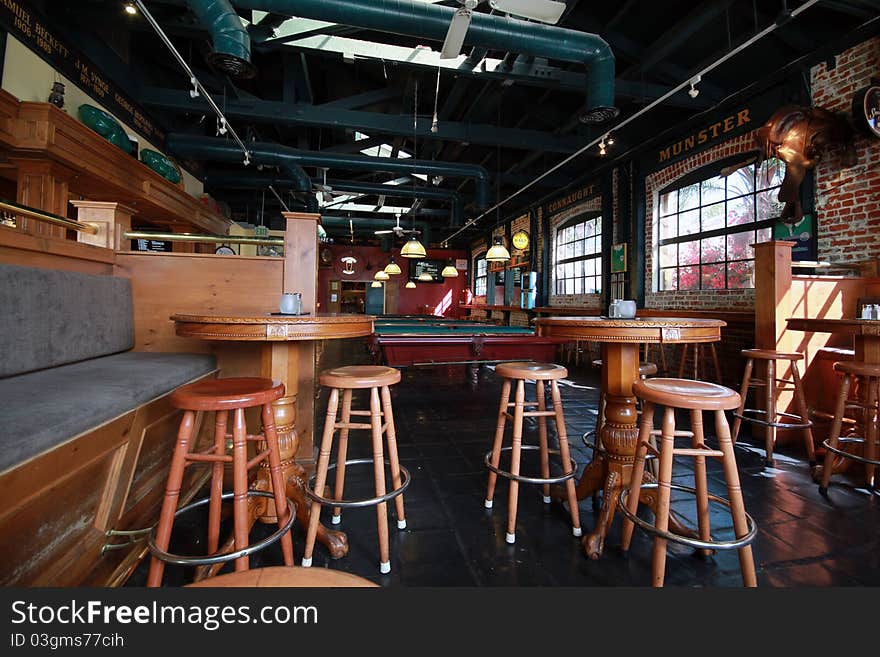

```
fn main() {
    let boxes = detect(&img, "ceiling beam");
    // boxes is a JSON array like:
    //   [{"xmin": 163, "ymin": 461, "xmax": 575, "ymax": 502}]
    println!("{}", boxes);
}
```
[
  {"xmin": 140, "ymin": 87, "xmax": 591, "ymax": 153},
  {"xmin": 622, "ymin": 0, "xmax": 738, "ymax": 78},
  {"xmin": 321, "ymin": 88, "xmax": 400, "ymax": 110}
]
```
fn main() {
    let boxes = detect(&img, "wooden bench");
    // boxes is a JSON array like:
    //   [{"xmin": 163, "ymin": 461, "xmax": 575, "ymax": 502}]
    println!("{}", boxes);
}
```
[{"xmin": 0, "ymin": 263, "xmax": 218, "ymax": 586}]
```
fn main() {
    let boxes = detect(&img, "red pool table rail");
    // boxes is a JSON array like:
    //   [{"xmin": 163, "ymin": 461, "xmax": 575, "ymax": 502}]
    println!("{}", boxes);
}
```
[{"xmin": 367, "ymin": 334, "xmax": 569, "ymax": 367}]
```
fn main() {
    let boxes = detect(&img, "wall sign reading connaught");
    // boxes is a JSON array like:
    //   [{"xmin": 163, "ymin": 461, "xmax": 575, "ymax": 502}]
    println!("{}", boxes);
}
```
[
  {"xmin": 0, "ymin": 0, "xmax": 167, "ymax": 144},
  {"xmin": 545, "ymin": 182, "xmax": 599, "ymax": 215}
]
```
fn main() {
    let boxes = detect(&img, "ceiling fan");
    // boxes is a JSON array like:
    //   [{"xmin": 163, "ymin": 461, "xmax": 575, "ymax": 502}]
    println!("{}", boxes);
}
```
[
  {"xmin": 374, "ymin": 214, "xmax": 421, "ymax": 238},
  {"xmin": 440, "ymin": 0, "xmax": 567, "ymax": 59}
]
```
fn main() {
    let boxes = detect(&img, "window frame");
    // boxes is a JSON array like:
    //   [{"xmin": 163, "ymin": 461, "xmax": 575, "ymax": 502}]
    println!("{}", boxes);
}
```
[
  {"xmin": 655, "ymin": 153, "xmax": 784, "ymax": 292},
  {"xmin": 552, "ymin": 211, "xmax": 603, "ymax": 296},
  {"xmin": 473, "ymin": 254, "xmax": 487, "ymax": 296}
]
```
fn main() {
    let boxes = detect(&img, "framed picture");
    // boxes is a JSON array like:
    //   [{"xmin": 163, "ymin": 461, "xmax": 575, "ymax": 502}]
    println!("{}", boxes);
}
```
[{"xmin": 611, "ymin": 243, "xmax": 627, "ymax": 273}]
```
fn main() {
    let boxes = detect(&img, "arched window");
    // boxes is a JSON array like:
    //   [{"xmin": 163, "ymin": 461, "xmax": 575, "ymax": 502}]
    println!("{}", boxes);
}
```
[
  {"xmin": 657, "ymin": 156, "xmax": 785, "ymax": 291},
  {"xmin": 554, "ymin": 212, "xmax": 602, "ymax": 295},
  {"xmin": 473, "ymin": 254, "xmax": 487, "ymax": 296}
]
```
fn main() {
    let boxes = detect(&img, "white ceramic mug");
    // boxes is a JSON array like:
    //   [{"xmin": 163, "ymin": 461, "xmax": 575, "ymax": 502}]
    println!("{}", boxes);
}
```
[
  {"xmin": 280, "ymin": 293, "xmax": 300, "ymax": 314},
  {"xmin": 618, "ymin": 300, "xmax": 637, "ymax": 319}
]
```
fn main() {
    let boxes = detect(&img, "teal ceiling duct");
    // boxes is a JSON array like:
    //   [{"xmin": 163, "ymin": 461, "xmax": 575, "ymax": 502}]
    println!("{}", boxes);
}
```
[
  {"xmin": 203, "ymin": 170, "xmax": 464, "ymax": 225},
  {"xmin": 167, "ymin": 133, "xmax": 491, "ymax": 209},
  {"xmin": 232, "ymin": 0, "xmax": 617, "ymax": 122},
  {"xmin": 185, "ymin": 0, "xmax": 256, "ymax": 78}
]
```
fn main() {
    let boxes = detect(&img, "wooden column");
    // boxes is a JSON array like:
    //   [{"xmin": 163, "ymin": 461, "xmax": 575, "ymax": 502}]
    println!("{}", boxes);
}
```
[
  {"xmin": 13, "ymin": 159, "xmax": 71, "ymax": 239},
  {"xmin": 753, "ymin": 240, "xmax": 796, "ymax": 418},
  {"xmin": 282, "ymin": 212, "xmax": 320, "ymax": 314},
  {"xmin": 281, "ymin": 211, "xmax": 321, "ymax": 468},
  {"xmin": 753, "ymin": 240, "xmax": 795, "ymax": 352},
  {"xmin": 70, "ymin": 201, "xmax": 134, "ymax": 251}
]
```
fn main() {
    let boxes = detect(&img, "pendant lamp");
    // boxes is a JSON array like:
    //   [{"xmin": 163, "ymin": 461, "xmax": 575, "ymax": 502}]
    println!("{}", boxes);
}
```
[
  {"xmin": 371, "ymin": 281, "xmax": 383, "ymax": 288},
  {"xmin": 400, "ymin": 235, "xmax": 426, "ymax": 259},
  {"xmin": 418, "ymin": 272, "xmax": 434, "ymax": 282},
  {"xmin": 384, "ymin": 255, "xmax": 402, "ymax": 275},
  {"xmin": 405, "ymin": 280, "xmax": 417, "ymax": 289},
  {"xmin": 441, "ymin": 259, "xmax": 459, "ymax": 278},
  {"xmin": 374, "ymin": 269, "xmax": 390, "ymax": 281},
  {"xmin": 486, "ymin": 236, "xmax": 511, "ymax": 262}
]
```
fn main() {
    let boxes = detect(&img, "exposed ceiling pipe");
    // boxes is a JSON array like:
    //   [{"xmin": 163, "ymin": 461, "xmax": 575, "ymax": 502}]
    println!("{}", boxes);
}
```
[
  {"xmin": 167, "ymin": 133, "xmax": 492, "ymax": 208},
  {"xmin": 184, "ymin": 0, "xmax": 256, "ymax": 78},
  {"xmin": 203, "ymin": 170, "xmax": 464, "ymax": 224},
  {"xmin": 193, "ymin": 145, "xmax": 318, "ymax": 211},
  {"xmin": 229, "ymin": 0, "xmax": 617, "ymax": 122}
]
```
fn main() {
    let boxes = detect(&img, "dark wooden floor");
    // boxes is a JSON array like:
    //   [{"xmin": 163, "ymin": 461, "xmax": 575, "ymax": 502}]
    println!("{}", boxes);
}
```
[{"xmin": 130, "ymin": 338, "xmax": 880, "ymax": 587}]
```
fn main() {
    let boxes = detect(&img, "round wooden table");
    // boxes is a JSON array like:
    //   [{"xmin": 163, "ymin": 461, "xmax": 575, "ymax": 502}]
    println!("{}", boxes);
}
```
[
  {"xmin": 536, "ymin": 316, "xmax": 726, "ymax": 559},
  {"xmin": 172, "ymin": 313, "xmax": 374, "ymax": 570}
]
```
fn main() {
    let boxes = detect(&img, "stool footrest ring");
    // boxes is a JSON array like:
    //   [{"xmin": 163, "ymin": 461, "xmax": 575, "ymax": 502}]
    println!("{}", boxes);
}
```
[
  {"xmin": 148, "ymin": 490, "xmax": 295, "ymax": 567},
  {"xmin": 305, "ymin": 459, "xmax": 410, "ymax": 508},
  {"xmin": 821, "ymin": 438, "xmax": 880, "ymax": 466},
  {"xmin": 733, "ymin": 408, "xmax": 812, "ymax": 430},
  {"xmin": 484, "ymin": 445, "xmax": 577, "ymax": 485},
  {"xmin": 618, "ymin": 482, "xmax": 757, "ymax": 551}
]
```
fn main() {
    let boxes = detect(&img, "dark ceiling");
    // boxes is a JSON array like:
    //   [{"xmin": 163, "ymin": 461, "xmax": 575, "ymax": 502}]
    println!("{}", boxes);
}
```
[{"xmin": 45, "ymin": 0, "xmax": 880, "ymax": 245}]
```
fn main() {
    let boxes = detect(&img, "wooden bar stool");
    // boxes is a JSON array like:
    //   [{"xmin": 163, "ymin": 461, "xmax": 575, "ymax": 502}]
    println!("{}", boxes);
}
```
[
  {"xmin": 731, "ymin": 349, "xmax": 815, "ymax": 467},
  {"xmin": 186, "ymin": 566, "xmax": 378, "ymax": 588},
  {"xmin": 147, "ymin": 378, "xmax": 295, "ymax": 587},
  {"xmin": 677, "ymin": 342, "xmax": 722, "ymax": 382},
  {"xmin": 818, "ymin": 360, "xmax": 880, "ymax": 495},
  {"xmin": 302, "ymin": 365, "xmax": 409, "ymax": 574},
  {"xmin": 485, "ymin": 362, "xmax": 581, "ymax": 544},
  {"xmin": 619, "ymin": 378, "xmax": 758, "ymax": 587}
]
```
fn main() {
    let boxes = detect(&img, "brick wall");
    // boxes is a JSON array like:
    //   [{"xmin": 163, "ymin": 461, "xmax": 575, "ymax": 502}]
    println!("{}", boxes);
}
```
[{"xmin": 812, "ymin": 37, "xmax": 880, "ymax": 263}]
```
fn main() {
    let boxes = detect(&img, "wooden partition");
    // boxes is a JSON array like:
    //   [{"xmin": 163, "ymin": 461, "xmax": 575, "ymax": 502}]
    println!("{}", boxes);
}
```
[
  {"xmin": 0, "ymin": 230, "xmax": 216, "ymax": 586},
  {"xmin": 753, "ymin": 241, "xmax": 880, "ymax": 444}
]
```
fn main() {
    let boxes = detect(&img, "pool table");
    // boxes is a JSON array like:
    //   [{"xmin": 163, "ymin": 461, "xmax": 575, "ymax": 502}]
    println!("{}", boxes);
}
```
[{"xmin": 368, "ymin": 319, "xmax": 568, "ymax": 367}]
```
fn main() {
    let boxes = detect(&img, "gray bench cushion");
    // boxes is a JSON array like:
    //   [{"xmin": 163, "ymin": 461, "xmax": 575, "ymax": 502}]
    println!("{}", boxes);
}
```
[
  {"xmin": 0, "ymin": 352, "xmax": 217, "ymax": 474},
  {"xmin": 0, "ymin": 263, "xmax": 134, "ymax": 377}
]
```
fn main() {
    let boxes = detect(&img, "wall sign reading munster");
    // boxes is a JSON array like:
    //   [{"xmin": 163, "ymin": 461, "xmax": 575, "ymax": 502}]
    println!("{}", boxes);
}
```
[{"xmin": 657, "ymin": 109, "xmax": 752, "ymax": 163}]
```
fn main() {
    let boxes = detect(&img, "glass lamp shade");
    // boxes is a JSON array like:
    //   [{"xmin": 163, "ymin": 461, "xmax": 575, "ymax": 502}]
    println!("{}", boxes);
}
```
[
  {"xmin": 485, "ymin": 237, "xmax": 511, "ymax": 262},
  {"xmin": 418, "ymin": 272, "xmax": 434, "ymax": 282},
  {"xmin": 405, "ymin": 281, "xmax": 417, "ymax": 289},
  {"xmin": 374, "ymin": 269, "xmax": 390, "ymax": 281},
  {"xmin": 384, "ymin": 257, "xmax": 402, "ymax": 275},
  {"xmin": 400, "ymin": 236, "xmax": 427, "ymax": 258},
  {"xmin": 441, "ymin": 264, "xmax": 459, "ymax": 278},
  {"xmin": 371, "ymin": 281, "xmax": 383, "ymax": 288}
]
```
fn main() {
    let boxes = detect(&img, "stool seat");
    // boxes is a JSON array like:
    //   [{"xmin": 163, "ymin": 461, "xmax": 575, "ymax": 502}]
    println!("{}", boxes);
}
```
[
  {"xmin": 592, "ymin": 359, "xmax": 658, "ymax": 377},
  {"xmin": 495, "ymin": 361, "xmax": 567, "ymax": 380},
  {"xmin": 319, "ymin": 365, "xmax": 401, "ymax": 389},
  {"xmin": 833, "ymin": 360, "xmax": 880, "ymax": 378},
  {"xmin": 741, "ymin": 348, "xmax": 804, "ymax": 362},
  {"xmin": 634, "ymin": 378, "xmax": 741, "ymax": 411},
  {"xmin": 186, "ymin": 566, "xmax": 378, "ymax": 588},
  {"xmin": 170, "ymin": 377, "xmax": 284, "ymax": 411}
]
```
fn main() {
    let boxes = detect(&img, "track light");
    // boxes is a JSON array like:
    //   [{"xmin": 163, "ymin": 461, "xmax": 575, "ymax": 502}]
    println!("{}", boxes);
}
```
[
  {"xmin": 606, "ymin": 133, "xmax": 615, "ymax": 146},
  {"xmin": 124, "ymin": 2, "xmax": 137, "ymax": 15},
  {"xmin": 688, "ymin": 75, "xmax": 701, "ymax": 99}
]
